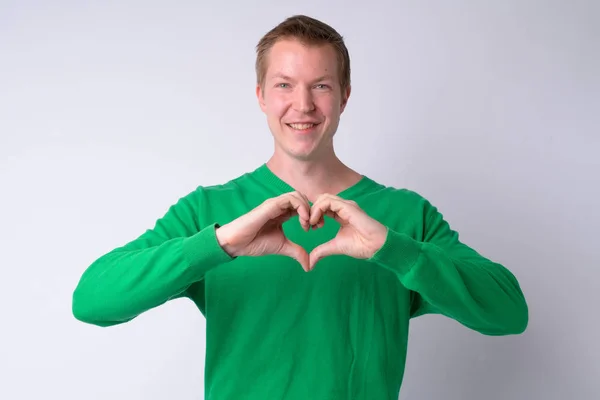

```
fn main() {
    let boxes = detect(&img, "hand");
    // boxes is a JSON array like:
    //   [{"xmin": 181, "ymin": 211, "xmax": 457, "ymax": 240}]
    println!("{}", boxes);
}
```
[
  {"xmin": 308, "ymin": 193, "xmax": 388, "ymax": 270},
  {"xmin": 216, "ymin": 192, "xmax": 312, "ymax": 271}
]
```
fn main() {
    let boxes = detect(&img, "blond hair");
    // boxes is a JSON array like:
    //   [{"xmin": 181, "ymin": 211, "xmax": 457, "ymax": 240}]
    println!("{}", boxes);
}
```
[{"xmin": 255, "ymin": 15, "xmax": 351, "ymax": 92}]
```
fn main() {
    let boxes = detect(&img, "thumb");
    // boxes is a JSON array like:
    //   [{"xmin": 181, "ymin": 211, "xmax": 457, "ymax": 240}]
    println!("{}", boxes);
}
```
[
  {"xmin": 279, "ymin": 239, "xmax": 310, "ymax": 272},
  {"xmin": 309, "ymin": 239, "xmax": 340, "ymax": 270}
]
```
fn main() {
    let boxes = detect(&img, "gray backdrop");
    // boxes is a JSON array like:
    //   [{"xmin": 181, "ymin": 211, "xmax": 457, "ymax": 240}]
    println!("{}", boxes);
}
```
[{"xmin": 1, "ymin": 1, "xmax": 598, "ymax": 399}]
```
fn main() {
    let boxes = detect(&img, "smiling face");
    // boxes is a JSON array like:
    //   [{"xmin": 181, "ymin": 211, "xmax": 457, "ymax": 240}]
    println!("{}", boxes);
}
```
[{"xmin": 256, "ymin": 38, "xmax": 351, "ymax": 161}]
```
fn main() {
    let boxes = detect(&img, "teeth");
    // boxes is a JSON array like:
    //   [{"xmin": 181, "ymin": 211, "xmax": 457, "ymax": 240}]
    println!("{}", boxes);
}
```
[{"xmin": 289, "ymin": 123, "xmax": 315, "ymax": 130}]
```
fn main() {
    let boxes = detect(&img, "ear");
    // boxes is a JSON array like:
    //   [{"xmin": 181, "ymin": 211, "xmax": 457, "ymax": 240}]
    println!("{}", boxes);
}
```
[
  {"xmin": 340, "ymin": 85, "xmax": 351, "ymax": 113},
  {"xmin": 256, "ymin": 84, "xmax": 267, "ymax": 113}
]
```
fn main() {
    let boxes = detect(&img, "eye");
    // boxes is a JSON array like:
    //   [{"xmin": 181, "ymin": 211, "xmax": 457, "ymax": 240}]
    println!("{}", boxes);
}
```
[
  {"xmin": 276, "ymin": 83, "xmax": 290, "ymax": 88},
  {"xmin": 314, "ymin": 84, "xmax": 330, "ymax": 89}
]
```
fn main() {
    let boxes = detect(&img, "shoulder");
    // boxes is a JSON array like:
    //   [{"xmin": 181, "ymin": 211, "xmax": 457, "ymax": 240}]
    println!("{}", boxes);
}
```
[
  {"xmin": 358, "ymin": 178, "xmax": 444, "ymax": 236},
  {"xmin": 183, "ymin": 169, "xmax": 264, "ymax": 223},
  {"xmin": 192, "ymin": 169, "xmax": 257, "ymax": 199},
  {"xmin": 360, "ymin": 177, "xmax": 433, "ymax": 211},
  {"xmin": 159, "ymin": 170, "xmax": 248, "ymax": 213}
]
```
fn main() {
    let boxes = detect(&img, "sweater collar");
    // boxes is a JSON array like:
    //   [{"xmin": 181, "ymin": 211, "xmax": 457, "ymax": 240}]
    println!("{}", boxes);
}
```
[{"xmin": 251, "ymin": 163, "xmax": 378, "ymax": 202}]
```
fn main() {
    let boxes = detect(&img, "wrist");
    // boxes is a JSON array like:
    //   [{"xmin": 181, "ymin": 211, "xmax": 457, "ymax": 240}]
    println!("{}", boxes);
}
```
[
  {"xmin": 368, "ymin": 223, "xmax": 389, "ymax": 257},
  {"xmin": 215, "ymin": 224, "xmax": 239, "ymax": 257}
]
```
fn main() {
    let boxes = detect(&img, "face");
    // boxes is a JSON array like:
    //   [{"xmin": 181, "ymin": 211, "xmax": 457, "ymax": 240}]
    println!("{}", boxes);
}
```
[{"xmin": 256, "ymin": 39, "xmax": 351, "ymax": 161}]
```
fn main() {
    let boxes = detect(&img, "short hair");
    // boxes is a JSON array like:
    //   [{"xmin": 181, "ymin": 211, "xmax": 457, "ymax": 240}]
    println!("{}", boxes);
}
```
[{"xmin": 255, "ymin": 15, "xmax": 351, "ymax": 92}]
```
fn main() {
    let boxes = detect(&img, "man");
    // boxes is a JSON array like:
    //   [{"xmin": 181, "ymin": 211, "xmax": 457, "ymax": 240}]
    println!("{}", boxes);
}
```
[{"xmin": 73, "ymin": 15, "xmax": 528, "ymax": 400}]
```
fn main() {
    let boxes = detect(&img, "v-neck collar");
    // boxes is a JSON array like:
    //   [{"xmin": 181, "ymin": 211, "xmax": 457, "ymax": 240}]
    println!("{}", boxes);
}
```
[{"xmin": 252, "ymin": 163, "xmax": 377, "ymax": 202}]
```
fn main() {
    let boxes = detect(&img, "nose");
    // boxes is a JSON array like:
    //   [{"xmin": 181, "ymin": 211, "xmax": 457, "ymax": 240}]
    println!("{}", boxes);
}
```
[{"xmin": 292, "ymin": 87, "xmax": 315, "ymax": 113}]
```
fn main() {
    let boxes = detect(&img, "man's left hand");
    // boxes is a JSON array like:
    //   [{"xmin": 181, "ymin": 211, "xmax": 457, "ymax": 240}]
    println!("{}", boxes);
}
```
[{"xmin": 308, "ymin": 193, "xmax": 388, "ymax": 270}]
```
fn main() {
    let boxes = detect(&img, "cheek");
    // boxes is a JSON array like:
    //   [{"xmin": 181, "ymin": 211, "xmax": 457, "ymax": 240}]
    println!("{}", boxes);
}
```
[
  {"xmin": 266, "ymin": 97, "xmax": 289, "ymax": 119},
  {"xmin": 315, "ymin": 97, "xmax": 338, "ymax": 118}
]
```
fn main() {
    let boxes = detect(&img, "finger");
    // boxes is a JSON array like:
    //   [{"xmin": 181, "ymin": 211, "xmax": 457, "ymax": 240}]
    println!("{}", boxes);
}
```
[
  {"xmin": 283, "ymin": 192, "xmax": 310, "ymax": 231},
  {"xmin": 325, "ymin": 210, "xmax": 342, "ymax": 223},
  {"xmin": 270, "ymin": 209, "xmax": 295, "ymax": 226},
  {"xmin": 308, "ymin": 199, "xmax": 327, "ymax": 226},
  {"xmin": 309, "ymin": 196, "xmax": 346, "ymax": 226},
  {"xmin": 279, "ymin": 239, "xmax": 310, "ymax": 272},
  {"xmin": 317, "ymin": 210, "xmax": 338, "ymax": 228},
  {"xmin": 297, "ymin": 191, "xmax": 311, "ymax": 205},
  {"xmin": 309, "ymin": 239, "xmax": 340, "ymax": 270},
  {"xmin": 291, "ymin": 192, "xmax": 311, "ymax": 231},
  {"xmin": 267, "ymin": 193, "xmax": 310, "ymax": 229},
  {"xmin": 287, "ymin": 192, "xmax": 310, "ymax": 218},
  {"xmin": 312, "ymin": 211, "xmax": 331, "ymax": 229}
]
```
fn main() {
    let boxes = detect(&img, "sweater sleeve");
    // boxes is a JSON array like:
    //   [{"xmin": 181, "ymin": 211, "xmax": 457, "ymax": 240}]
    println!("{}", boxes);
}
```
[
  {"xmin": 369, "ymin": 198, "xmax": 528, "ymax": 336},
  {"xmin": 72, "ymin": 189, "xmax": 234, "ymax": 327}
]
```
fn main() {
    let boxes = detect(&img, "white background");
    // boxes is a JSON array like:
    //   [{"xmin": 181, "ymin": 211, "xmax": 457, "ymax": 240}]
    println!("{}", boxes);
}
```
[{"xmin": 1, "ymin": 1, "xmax": 598, "ymax": 399}]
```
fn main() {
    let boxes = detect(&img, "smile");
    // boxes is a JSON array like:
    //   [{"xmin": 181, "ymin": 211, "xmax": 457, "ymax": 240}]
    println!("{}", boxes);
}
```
[{"xmin": 287, "ymin": 123, "xmax": 319, "ymax": 130}]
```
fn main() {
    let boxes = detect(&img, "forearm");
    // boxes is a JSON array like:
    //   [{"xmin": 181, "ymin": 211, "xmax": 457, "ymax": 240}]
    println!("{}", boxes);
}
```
[
  {"xmin": 72, "ymin": 223, "xmax": 232, "ymax": 326},
  {"xmin": 370, "ymin": 228, "xmax": 528, "ymax": 335}
]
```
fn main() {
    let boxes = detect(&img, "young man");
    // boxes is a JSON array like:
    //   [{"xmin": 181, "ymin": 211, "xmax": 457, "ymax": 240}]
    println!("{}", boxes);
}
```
[{"xmin": 73, "ymin": 15, "xmax": 528, "ymax": 400}]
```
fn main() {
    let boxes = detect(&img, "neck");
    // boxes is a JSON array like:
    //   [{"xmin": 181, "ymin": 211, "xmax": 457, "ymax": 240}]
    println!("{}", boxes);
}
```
[{"xmin": 266, "ymin": 151, "xmax": 362, "ymax": 202}]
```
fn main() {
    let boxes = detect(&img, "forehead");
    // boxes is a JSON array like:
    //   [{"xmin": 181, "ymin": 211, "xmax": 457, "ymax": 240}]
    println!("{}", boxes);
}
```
[{"xmin": 265, "ymin": 39, "xmax": 339, "ymax": 80}]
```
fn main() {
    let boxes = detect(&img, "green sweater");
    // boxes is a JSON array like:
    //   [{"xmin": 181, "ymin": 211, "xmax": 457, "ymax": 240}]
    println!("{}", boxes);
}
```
[{"xmin": 72, "ymin": 164, "xmax": 528, "ymax": 399}]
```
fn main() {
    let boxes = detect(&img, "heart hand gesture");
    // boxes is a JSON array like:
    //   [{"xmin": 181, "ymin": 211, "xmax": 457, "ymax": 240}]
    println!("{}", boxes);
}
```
[{"xmin": 215, "ymin": 192, "xmax": 388, "ymax": 271}]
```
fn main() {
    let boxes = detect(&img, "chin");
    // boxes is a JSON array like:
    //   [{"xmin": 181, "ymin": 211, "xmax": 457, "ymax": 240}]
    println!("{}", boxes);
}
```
[
  {"xmin": 272, "ymin": 142, "xmax": 316, "ymax": 161},
  {"xmin": 285, "ymin": 147, "xmax": 316, "ymax": 160}
]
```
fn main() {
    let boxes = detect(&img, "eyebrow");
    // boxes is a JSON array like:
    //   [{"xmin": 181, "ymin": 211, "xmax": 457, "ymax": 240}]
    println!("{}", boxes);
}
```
[{"xmin": 270, "ymin": 73, "xmax": 334, "ymax": 83}]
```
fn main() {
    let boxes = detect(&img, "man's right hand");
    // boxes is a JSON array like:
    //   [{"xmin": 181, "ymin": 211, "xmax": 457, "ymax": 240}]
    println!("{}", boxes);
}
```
[{"xmin": 215, "ymin": 192, "xmax": 312, "ymax": 271}]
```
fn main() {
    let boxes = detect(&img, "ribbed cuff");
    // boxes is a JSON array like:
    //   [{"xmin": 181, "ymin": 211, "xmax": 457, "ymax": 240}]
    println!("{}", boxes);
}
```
[
  {"xmin": 369, "ymin": 228, "xmax": 423, "ymax": 277},
  {"xmin": 182, "ymin": 223, "xmax": 234, "ymax": 277}
]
